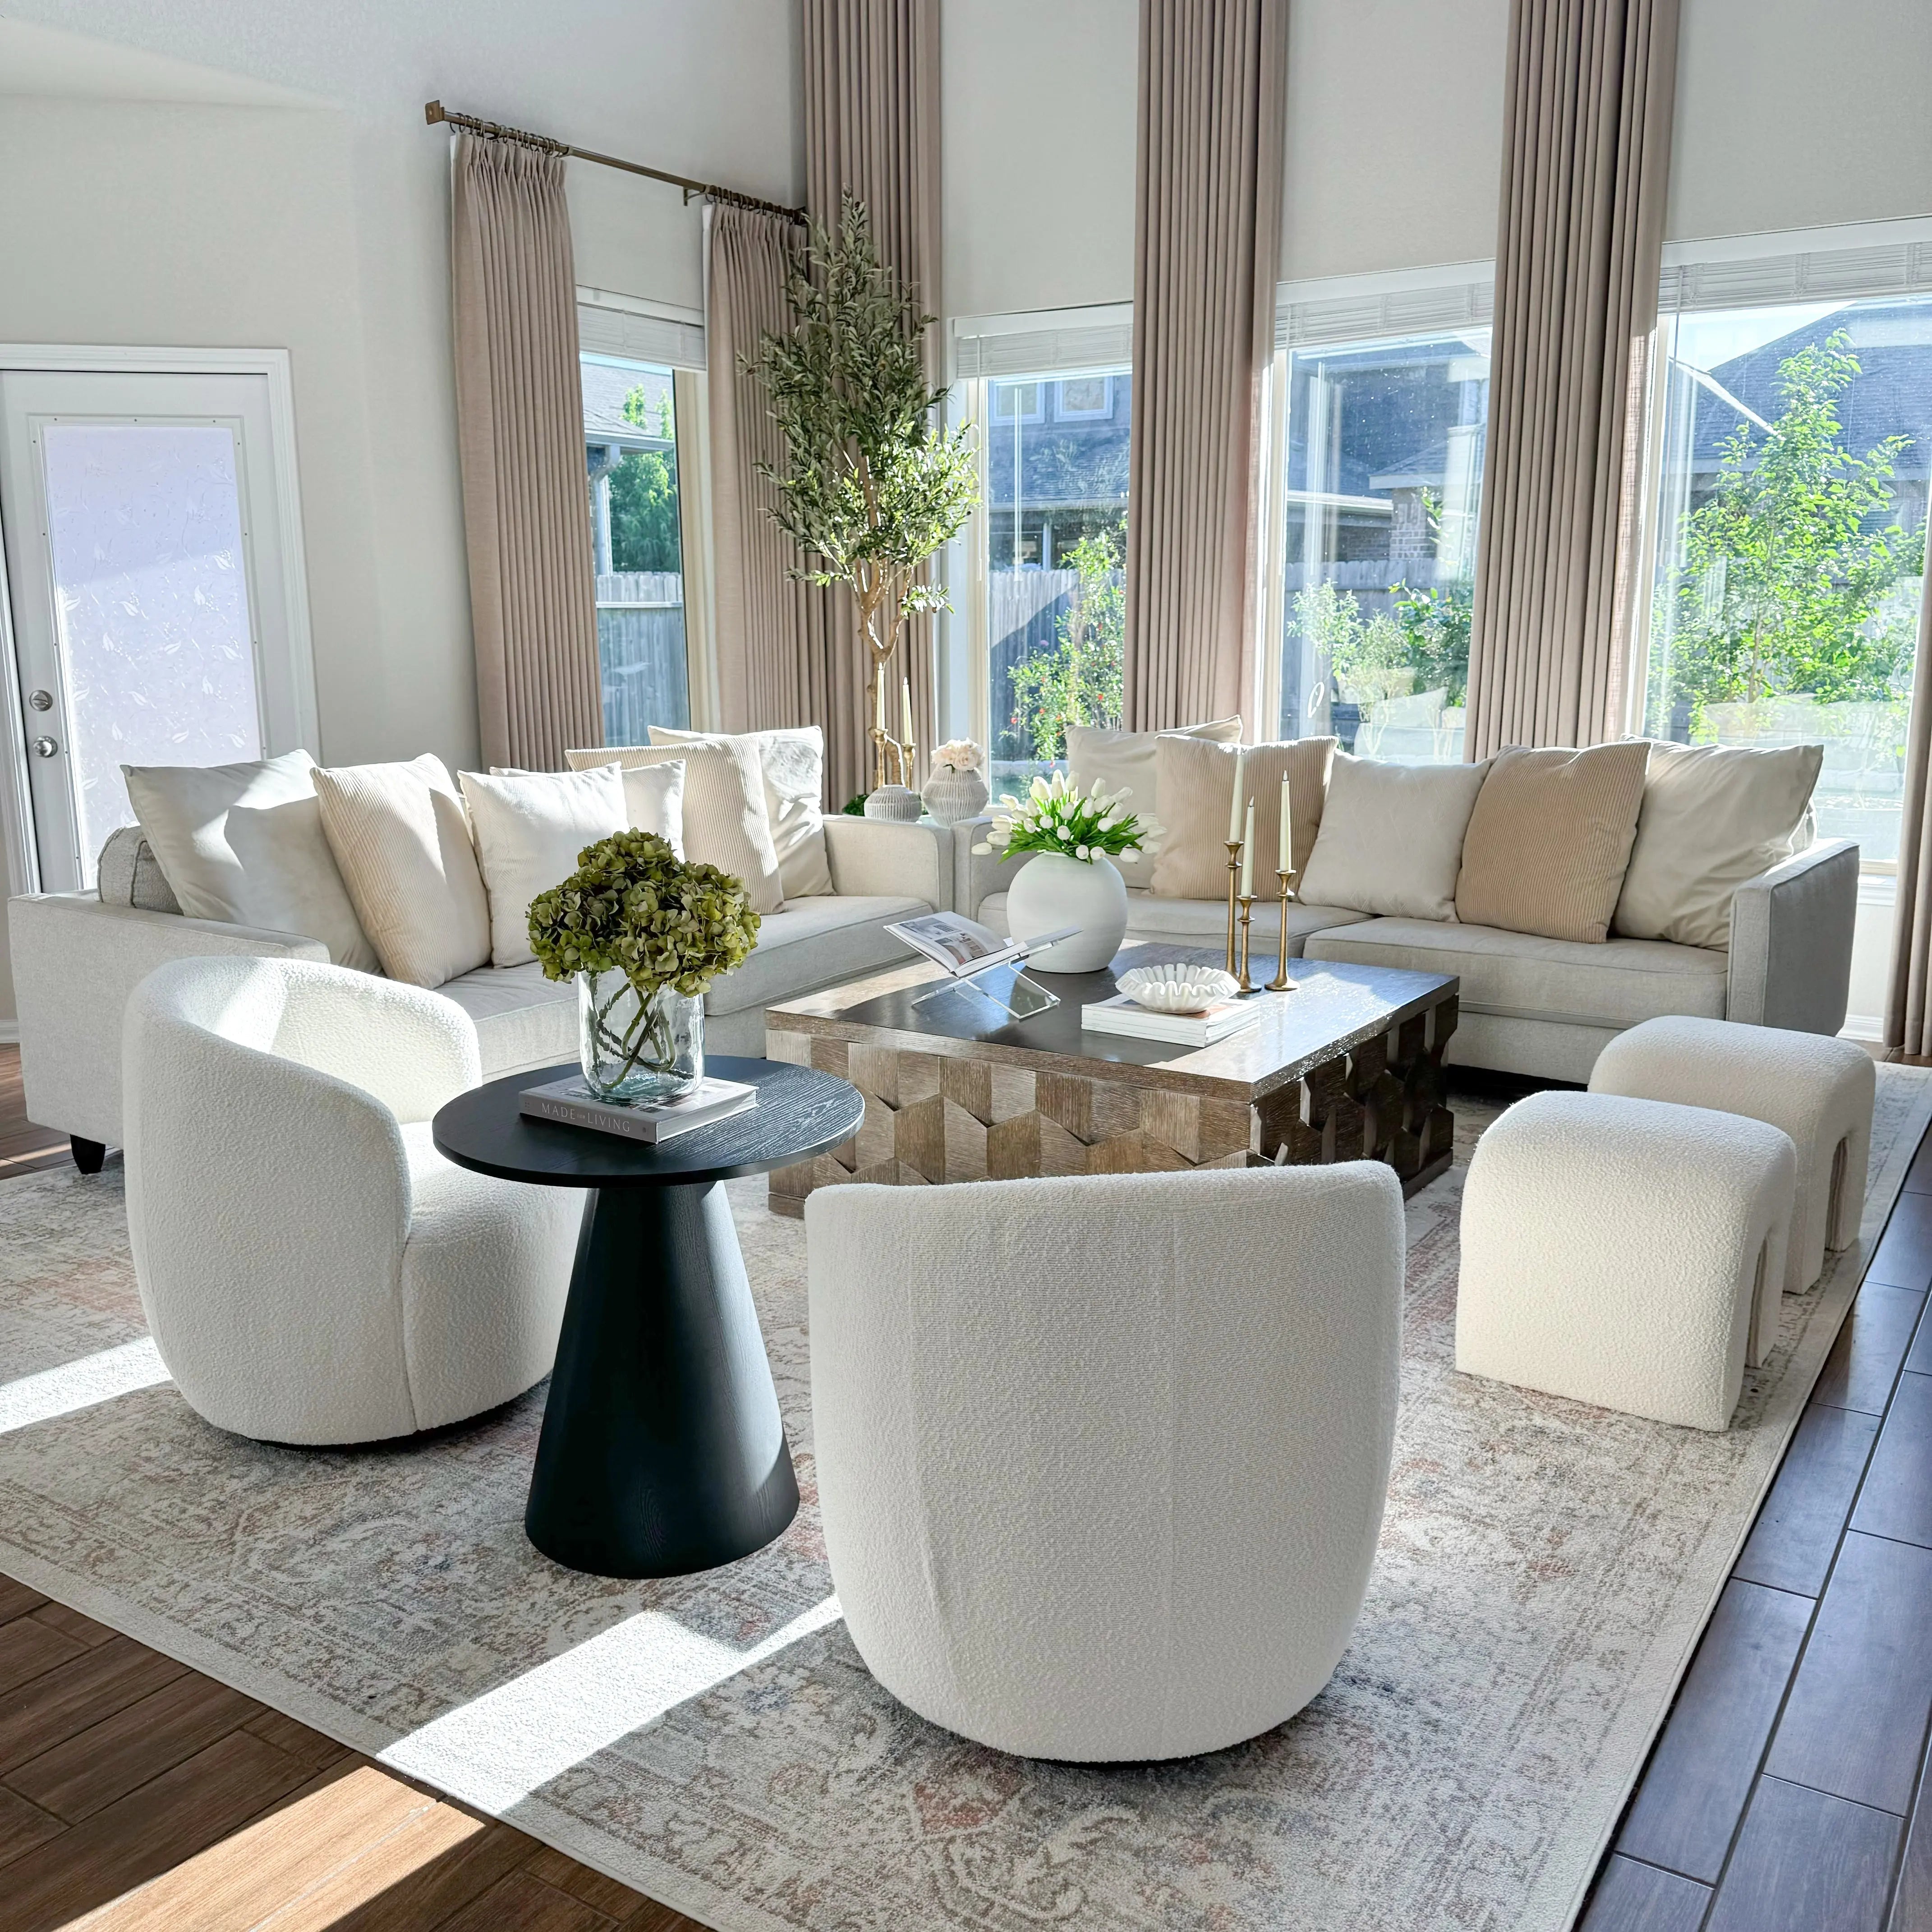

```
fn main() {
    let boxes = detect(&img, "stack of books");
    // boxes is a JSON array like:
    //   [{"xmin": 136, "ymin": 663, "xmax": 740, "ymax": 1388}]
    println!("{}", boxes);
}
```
[
  {"xmin": 1080, "ymin": 993, "xmax": 1265, "ymax": 1048},
  {"xmin": 519, "ymin": 1074, "xmax": 758, "ymax": 1143}
]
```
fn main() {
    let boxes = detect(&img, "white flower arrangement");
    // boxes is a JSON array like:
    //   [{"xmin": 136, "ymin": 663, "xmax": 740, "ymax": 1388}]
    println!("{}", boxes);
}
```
[
  {"xmin": 932, "ymin": 738, "xmax": 984, "ymax": 773},
  {"xmin": 971, "ymin": 769, "xmax": 1163, "ymax": 866}
]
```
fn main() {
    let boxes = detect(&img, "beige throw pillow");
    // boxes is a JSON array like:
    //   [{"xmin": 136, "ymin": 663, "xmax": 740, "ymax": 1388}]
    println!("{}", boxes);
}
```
[
  {"xmin": 1295, "ymin": 754, "xmax": 1490, "ymax": 920},
  {"xmin": 650, "ymin": 724, "xmax": 833, "ymax": 898},
  {"xmin": 459, "ymin": 766, "xmax": 632, "ymax": 969},
  {"xmin": 312, "ymin": 754, "xmax": 492, "ymax": 988},
  {"xmin": 567, "ymin": 741, "xmax": 783, "ymax": 913},
  {"xmin": 1613, "ymin": 741, "xmax": 1823, "ymax": 950},
  {"xmin": 1066, "ymin": 718, "xmax": 1242, "ymax": 889},
  {"xmin": 1148, "ymin": 736, "xmax": 1334, "ymax": 900},
  {"xmin": 1455, "ymin": 743, "xmax": 1650, "ymax": 943},
  {"xmin": 123, "ymin": 750, "xmax": 378, "ymax": 971}
]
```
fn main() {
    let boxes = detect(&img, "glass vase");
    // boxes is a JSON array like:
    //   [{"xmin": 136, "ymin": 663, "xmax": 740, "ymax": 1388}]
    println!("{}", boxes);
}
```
[{"xmin": 577, "ymin": 971, "xmax": 704, "ymax": 1102}]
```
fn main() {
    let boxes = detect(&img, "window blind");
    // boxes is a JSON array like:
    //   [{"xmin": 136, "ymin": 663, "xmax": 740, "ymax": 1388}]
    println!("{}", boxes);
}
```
[
  {"xmin": 1276, "ymin": 278, "xmax": 1494, "ymax": 351},
  {"xmin": 952, "ymin": 307, "xmax": 1134, "ymax": 379},
  {"xmin": 576, "ymin": 301, "xmax": 707, "ymax": 372},
  {"xmin": 1657, "ymin": 237, "xmax": 1932, "ymax": 314}
]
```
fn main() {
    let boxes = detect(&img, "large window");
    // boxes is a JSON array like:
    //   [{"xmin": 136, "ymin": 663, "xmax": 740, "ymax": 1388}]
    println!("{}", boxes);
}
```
[
  {"xmin": 1639, "ymin": 296, "xmax": 1932, "ymax": 868},
  {"xmin": 1276, "ymin": 331, "xmax": 1489, "ymax": 764},
  {"xmin": 984, "ymin": 367, "xmax": 1133, "ymax": 787},
  {"xmin": 580, "ymin": 353, "xmax": 689, "ymax": 744}
]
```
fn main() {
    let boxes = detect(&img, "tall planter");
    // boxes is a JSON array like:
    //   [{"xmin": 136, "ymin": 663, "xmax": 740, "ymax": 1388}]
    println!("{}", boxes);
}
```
[{"xmin": 1004, "ymin": 853, "xmax": 1128, "ymax": 974}]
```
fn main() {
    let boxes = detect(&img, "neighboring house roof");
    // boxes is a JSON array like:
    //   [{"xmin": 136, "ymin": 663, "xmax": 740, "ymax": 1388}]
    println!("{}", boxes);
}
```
[{"xmin": 581, "ymin": 358, "xmax": 674, "ymax": 451}]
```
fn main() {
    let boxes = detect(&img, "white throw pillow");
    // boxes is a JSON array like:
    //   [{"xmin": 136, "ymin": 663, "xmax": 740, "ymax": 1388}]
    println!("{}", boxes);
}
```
[
  {"xmin": 566, "ymin": 741, "xmax": 783, "ymax": 913},
  {"xmin": 1295, "ymin": 753, "xmax": 1491, "ymax": 921},
  {"xmin": 460, "ymin": 767, "xmax": 632, "ymax": 969},
  {"xmin": 491, "ymin": 762, "xmax": 686, "ymax": 854},
  {"xmin": 311, "ymin": 754, "xmax": 492, "ymax": 989},
  {"xmin": 1065, "ymin": 718, "xmax": 1243, "ymax": 889},
  {"xmin": 650, "ymin": 724, "xmax": 833, "ymax": 899},
  {"xmin": 122, "ymin": 750, "xmax": 378, "ymax": 972},
  {"xmin": 1613, "ymin": 741, "xmax": 1824, "ymax": 949}
]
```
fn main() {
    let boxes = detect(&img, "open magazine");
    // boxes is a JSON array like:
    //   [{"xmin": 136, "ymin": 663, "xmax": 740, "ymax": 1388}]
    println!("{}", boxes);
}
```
[
  {"xmin": 884, "ymin": 911, "xmax": 1078, "ymax": 979},
  {"xmin": 884, "ymin": 911, "xmax": 1080, "ymax": 1022}
]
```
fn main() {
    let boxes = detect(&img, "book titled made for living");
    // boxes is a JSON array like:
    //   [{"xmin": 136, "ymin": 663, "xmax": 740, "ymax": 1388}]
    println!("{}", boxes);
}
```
[{"xmin": 519, "ymin": 1075, "xmax": 758, "ymax": 1144}]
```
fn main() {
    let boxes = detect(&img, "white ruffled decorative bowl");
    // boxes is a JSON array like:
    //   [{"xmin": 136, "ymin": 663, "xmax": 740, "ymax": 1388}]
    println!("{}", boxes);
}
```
[{"xmin": 1117, "ymin": 963, "xmax": 1241, "ymax": 1014}]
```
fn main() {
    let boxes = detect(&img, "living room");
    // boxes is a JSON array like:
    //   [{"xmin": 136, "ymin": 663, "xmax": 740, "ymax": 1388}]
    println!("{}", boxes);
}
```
[{"xmin": 3, "ymin": 1, "xmax": 1932, "ymax": 1927}]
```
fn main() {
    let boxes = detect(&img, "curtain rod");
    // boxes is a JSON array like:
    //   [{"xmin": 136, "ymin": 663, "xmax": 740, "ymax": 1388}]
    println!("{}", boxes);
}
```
[{"xmin": 423, "ymin": 100, "xmax": 806, "ymax": 225}]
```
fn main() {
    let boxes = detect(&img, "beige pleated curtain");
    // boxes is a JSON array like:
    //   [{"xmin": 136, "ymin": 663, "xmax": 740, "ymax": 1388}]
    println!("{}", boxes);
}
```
[
  {"xmin": 706, "ymin": 204, "xmax": 857, "ymax": 760},
  {"xmin": 803, "ymin": 0, "xmax": 943, "ymax": 803},
  {"xmin": 1122, "ymin": 0, "xmax": 1288, "ymax": 735},
  {"xmin": 450, "ymin": 131, "xmax": 602, "ymax": 771},
  {"xmin": 1463, "ymin": 0, "xmax": 1679, "ymax": 761},
  {"xmin": 1886, "ymin": 560, "xmax": 1932, "ymax": 1054}
]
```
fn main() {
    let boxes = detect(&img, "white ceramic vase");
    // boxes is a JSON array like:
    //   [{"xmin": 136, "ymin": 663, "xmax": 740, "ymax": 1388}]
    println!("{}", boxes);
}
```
[
  {"xmin": 921, "ymin": 765, "xmax": 989, "ymax": 826},
  {"xmin": 863, "ymin": 784, "xmax": 923, "ymax": 823},
  {"xmin": 1005, "ymin": 851, "xmax": 1128, "ymax": 974}
]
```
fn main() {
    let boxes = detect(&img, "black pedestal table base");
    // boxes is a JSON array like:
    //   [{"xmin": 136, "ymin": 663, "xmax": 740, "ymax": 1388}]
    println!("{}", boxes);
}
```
[{"xmin": 527, "ymin": 1180, "xmax": 799, "ymax": 1578}]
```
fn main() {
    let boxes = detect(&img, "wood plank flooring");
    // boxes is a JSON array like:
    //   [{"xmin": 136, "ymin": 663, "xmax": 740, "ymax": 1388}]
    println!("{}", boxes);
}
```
[
  {"xmin": 7, "ymin": 1045, "xmax": 1932, "ymax": 1926},
  {"xmin": 1583, "ymin": 1110, "xmax": 1932, "ymax": 1931}
]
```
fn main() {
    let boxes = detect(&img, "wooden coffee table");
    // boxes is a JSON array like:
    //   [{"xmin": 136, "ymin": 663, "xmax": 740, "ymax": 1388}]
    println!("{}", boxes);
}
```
[{"xmin": 765, "ymin": 943, "xmax": 1459, "ymax": 1216}]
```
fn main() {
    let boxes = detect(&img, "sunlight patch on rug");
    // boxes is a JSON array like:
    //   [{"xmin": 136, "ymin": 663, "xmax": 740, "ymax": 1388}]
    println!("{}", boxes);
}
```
[{"xmin": 0, "ymin": 1335, "xmax": 168, "ymax": 1434}]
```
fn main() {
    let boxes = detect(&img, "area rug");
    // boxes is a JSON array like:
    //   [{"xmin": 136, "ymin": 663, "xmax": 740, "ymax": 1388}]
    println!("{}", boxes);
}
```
[{"xmin": 2, "ymin": 1068, "xmax": 1928, "ymax": 1932}]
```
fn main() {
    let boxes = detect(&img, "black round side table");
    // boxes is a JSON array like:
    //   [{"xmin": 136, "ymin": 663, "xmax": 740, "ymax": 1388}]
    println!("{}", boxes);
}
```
[{"xmin": 432, "ymin": 1054, "xmax": 863, "ymax": 1580}]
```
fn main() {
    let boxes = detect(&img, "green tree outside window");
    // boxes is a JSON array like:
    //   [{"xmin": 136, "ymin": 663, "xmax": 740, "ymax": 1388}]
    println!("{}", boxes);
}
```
[
  {"xmin": 605, "ymin": 385, "xmax": 682, "ymax": 575},
  {"xmin": 1009, "ymin": 530, "xmax": 1127, "ymax": 759}
]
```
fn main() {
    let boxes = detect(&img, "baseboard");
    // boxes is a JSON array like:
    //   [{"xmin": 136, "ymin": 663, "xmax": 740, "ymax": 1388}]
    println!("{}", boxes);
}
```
[
  {"xmin": 1842, "ymin": 1014, "xmax": 1884, "ymax": 1044},
  {"xmin": 0, "ymin": 1020, "xmax": 18, "ymax": 1046}
]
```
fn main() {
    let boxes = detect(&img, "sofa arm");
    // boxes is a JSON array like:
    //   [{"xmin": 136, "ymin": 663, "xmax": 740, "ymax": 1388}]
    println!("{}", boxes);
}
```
[
  {"xmin": 820, "ymin": 816, "xmax": 950, "ymax": 908},
  {"xmin": 1726, "ymin": 838, "xmax": 1858, "ymax": 1034},
  {"xmin": 9, "ymin": 892, "xmax": 329, "ymax": 1149},
  {"xmin": 953, "ymin": 817, "xmax": 1030, "ymax": 923}
]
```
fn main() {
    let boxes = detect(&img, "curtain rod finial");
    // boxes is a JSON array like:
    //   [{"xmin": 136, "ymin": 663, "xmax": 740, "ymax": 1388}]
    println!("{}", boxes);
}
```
[{"xmin": 424, "ymin": 100, "xmax": 446, "ymax": 126}]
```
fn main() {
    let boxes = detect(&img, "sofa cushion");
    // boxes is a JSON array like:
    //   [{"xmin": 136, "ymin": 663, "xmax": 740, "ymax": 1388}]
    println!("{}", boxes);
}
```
[
  {"xmin": 651, "ymin": 724, "xmax": 833, "ymax": 900},
  {"xmin": 704, "ymin": 894, "xmax": 931, "ymax": 1016},
  {"xmin": 313, "ymin": 754, "xmax": 492, "ymax": 989},
  {"xmin": 1302, "ymin": 917, "xmax": 1729, "ymax": 1029},
  {"xmin": 97, "ymin": 826, "xmax": 183, "ymax": 915},
  {"xmin": 1455, "ymin": 742, "xmax": 1648, "ymax": 943},
  {"xmin": 1066, "ymin": 718, "xmax": 1242, "ymax": 889},
  {"xmin": 1296, "ymin": 754, "xmax": 1490, "ymax": 921},
  {"xmin": 1614, "ymin": 740, "xmax": 1823, "ymax": 950},
  {"xmin": 980, "ymin": 887, "xmax": 1371, "ymax": 956},
  {"xmin": 124, "ymin": 750, "xmax": 377, "ymax": 972},
  {"xmin": 437, "ymin": 961, "xmax": 577, "ymax": 1079},
  {"xmin": 1148, "ymin": 735, "xmax": 1334, "ymax": 898}
]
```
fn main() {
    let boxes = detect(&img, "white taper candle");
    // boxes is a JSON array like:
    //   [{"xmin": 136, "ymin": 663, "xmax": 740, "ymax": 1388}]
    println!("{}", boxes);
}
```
[
  {"xmin": 1279, "ymin": 773, "xmax": 1293, "ymax": 876},
  {"xmin": 1241, "ymin": 801, "xmax": 1255, "ymax": 896},
  {"xmin": 1228, "ymin": 749, "xmax": 1246, "ymax": 843}
]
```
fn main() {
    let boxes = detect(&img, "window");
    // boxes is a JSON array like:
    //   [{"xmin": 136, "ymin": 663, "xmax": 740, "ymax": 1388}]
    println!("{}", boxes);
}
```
[
  {"xmin": 580, "ymin": 352, "xmax": 689, "ymax": 743},
  {"xmin": 1638, "ymin": 296, "xmax": 1932, "ymax": 870},
  {"xmin": 984, "ymin": 366, "xmax": 1133, "ymax": 787},
  {"xmin": 1276, "ymin": 331, "xmax": 1489, "ymax": 764}
]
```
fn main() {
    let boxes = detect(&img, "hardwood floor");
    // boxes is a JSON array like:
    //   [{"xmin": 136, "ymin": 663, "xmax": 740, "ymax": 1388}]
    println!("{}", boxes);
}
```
[
  {"xmin": 0, "ymin": 1580, "xmax": 701, "ymax": 1930},
  {"xmin": 1582, "ymin": 1114, "xmax": 1932, "ymax": 1932},
  {"xmin": 6, "ymin": 1044, "xmax": 1932, "ymax": 1927}
]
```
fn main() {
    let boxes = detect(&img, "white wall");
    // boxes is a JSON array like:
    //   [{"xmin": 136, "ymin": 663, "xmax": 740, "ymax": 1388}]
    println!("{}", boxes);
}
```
[{"xmin": 942, "ymin": 0, "xmax": 1138, "ymax": 318}]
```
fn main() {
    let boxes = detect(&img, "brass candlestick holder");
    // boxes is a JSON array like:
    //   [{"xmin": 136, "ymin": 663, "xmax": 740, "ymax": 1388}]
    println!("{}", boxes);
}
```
[
  {"xmin": 1266, "ymin": 867, "xmax": 1299, "ymax": 992},
  {"xmin": 1236, "ymin": 894, "xmax": 1257, "ymax": 993},
  {"xmin": 1223, "ymin": 839, "xmax": 1243, "ymax": 976}
]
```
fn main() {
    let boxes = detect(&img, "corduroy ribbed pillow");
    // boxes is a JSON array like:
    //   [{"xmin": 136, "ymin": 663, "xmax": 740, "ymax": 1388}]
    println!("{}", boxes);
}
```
[
  {"xmin": 1148, "ymin": 736, "xmax": 1335, "ymax": 899},
  {"xmin": 1066, "ymin": 718, "xmax": 1243, "ymax": 889},
  {"xmin": 1454, "ymin": 743, "xmax": 1650, "ymax": 943},
  {"xmin": 566, "ymin": 741, "xmax": 783, "ymax": 913}
]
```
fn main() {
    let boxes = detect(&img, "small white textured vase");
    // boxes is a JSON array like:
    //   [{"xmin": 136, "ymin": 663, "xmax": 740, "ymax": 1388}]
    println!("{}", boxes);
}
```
[
  {"xmin": 921, "ymin": 765, "xmax": 989, "ymax": 826},
  {"xmin": 1005, "ymin": 852, "xmax": 1128, "ymax": 973}
]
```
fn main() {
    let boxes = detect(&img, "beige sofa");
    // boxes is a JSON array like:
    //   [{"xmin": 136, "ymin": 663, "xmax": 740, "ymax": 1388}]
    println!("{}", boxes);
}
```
[
  {"xmin": 957, "ymin": 827, "xmax": 1858, "ymax": 1084},
  {"xmin": 10, "ymin": 814, "xmax": 952, "ymax": 1163}
]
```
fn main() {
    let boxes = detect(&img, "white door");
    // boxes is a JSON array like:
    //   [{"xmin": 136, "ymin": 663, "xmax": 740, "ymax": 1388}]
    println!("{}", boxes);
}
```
[{"xmin": 0, "ymin": 368, "xmax": 312, "ymax": 892}]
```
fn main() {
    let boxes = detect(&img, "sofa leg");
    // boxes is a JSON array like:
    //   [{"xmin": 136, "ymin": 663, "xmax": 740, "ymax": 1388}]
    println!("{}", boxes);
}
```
[{"xmin": 71, "ymin": 1136, "xmax": 107, "ymax": 1175}]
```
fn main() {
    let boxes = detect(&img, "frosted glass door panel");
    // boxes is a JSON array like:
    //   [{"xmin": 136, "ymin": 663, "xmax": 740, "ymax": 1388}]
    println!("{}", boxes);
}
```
[{"xmin": 40, "ymin": 421, "xmax": 262, "ymax": 866}]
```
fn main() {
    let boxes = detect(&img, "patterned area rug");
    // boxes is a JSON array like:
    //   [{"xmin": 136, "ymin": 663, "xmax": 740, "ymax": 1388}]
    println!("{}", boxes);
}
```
[{"xmin": 2, "ymin": 1068, "xmax": 1928, "ymax": 1932}]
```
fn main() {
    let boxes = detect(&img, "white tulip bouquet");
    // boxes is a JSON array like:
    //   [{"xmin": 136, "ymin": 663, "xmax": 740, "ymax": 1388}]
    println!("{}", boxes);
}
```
[{"xmin": 972, "ymin": 770, "xmax": 1162, "ymax": 865}]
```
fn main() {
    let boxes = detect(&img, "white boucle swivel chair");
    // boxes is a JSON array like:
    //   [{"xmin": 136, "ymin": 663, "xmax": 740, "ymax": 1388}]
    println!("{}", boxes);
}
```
[
  {"xmin": 124, "ymin": 956, "xmax": 579, "ymax": 1445},
  {"xmin": 805, "ymin": 1163, "xmax": 1406, "ymax": 1762},
  {"xmin": 1587, "ymin": 1015, "xmax": 1872, "ymax": 1294}
]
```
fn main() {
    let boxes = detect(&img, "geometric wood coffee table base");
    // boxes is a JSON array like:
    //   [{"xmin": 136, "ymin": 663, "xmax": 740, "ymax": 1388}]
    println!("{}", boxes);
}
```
[{"xmin": 767, "ymin": 988, "xmax": 1458, "ymax": 1214}]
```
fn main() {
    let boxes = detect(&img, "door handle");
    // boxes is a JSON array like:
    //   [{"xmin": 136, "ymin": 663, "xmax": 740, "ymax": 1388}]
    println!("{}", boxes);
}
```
[{"xmin": 31, "ymin": 736, "xmax": 58, "ymax": 758}]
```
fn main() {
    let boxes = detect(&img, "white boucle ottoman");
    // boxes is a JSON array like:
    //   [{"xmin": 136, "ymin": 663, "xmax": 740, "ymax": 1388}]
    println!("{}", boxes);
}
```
[
  {"xmin": 1588, "ymin": 1016, "xmax": 1872, "ymax": 1297},
  {"xmin": 1456, "ymin": 1091, "xmax": 1796, "ymax": 1430}
]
